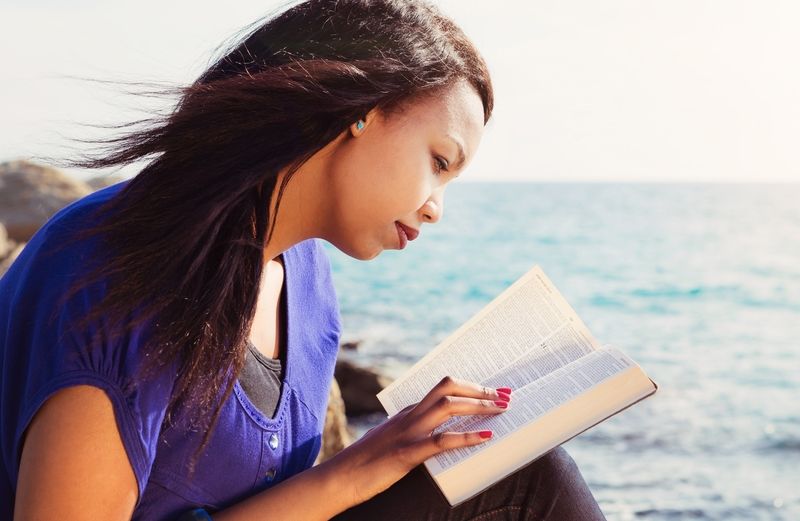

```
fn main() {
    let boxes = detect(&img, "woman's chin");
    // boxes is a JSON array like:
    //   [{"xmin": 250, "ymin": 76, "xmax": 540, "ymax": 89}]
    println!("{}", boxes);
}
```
[
  {"xmin": 358, "ymin": 244, "xmax": 383, "ymax": 261},
  {"xmin": 333, "ymin": 239, "xmax": 383, "ymax": 261}
]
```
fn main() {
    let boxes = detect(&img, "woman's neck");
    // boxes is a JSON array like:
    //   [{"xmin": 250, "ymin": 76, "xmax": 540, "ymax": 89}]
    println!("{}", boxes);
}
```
[{"xmin": 261, "ymin": 149, "xmax": 335, "ymax": 263}]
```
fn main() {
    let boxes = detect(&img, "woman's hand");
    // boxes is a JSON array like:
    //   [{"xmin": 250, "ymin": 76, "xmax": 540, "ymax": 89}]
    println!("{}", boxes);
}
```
[{"xmin": 327, "ymin": 376, "xmax": 512, "ymax": 507}]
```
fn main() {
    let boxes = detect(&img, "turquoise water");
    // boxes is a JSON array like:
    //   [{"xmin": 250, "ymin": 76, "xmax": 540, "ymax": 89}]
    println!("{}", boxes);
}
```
[{"xmin": 324, "ymin": 183, "xmax": 800, "ymax": 520}]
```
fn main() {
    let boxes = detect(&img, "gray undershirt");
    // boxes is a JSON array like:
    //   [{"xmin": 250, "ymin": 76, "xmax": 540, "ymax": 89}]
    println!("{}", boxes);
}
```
[{"xmin": 239, "ymin": 340, "xmax": 284, "ymax": 419}]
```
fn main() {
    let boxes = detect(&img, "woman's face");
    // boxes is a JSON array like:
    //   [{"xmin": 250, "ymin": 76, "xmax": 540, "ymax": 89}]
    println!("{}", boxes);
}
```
[{"xmin": 324, "ymin": 80, "xmax": 486, "ymax": 260}]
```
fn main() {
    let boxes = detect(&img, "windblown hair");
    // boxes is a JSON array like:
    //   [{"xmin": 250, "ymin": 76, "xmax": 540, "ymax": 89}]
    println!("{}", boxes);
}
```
[{"xmin": 58, "ymin": 0, "xmax": 493, "ymax": 473}]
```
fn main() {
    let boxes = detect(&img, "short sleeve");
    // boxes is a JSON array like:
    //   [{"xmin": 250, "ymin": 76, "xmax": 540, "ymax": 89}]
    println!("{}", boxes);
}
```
[{"xmin": 0, "ymin": 183, "xmax": 177, "ymax": 506}]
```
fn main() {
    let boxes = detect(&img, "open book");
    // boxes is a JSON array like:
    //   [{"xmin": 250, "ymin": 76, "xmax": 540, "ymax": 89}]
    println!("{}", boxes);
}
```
[{"xmin": 376, "ymin": 265, "xmax": 657, "ymax": 507}]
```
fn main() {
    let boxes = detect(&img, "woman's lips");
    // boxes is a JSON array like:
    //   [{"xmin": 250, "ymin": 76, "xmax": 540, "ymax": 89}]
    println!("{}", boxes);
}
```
[
  {"xmin": 395, "ymin": 222, "xmax": 419, "ymax": 249},
  {"xmin": 396, "ymin": 222, "xmax": 408, "ymax": 249}
]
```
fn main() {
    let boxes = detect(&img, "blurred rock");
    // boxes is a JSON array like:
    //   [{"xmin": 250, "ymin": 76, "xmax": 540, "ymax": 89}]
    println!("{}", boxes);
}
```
[
  {"xmin": 87, "ymin": 174, "xmax": 126, "ymax": 191},
  {"xmin": 340, "ymin": 339, "xmax": 362, "ymax": 351},
  {"xmin": 314, "ymin": 378, "xmax": 353, "ymax": 465},
  {"xmin": 0, "ymin": 223, "xmax": 11, "ymax": 260},
  {"xmin": 0, "ymin": 223, "xmax": 21, "ymax": 279},
  {"xmin": 0, "ymin": 160, "xmax": 91, "ymax": 242},
  {"xmin": 335, "ymin": 359, "xmax": 393, "ymax": 416},
  {"xmin": 0, "ymin": 242, "xmax": 24, "ymax": 279}
]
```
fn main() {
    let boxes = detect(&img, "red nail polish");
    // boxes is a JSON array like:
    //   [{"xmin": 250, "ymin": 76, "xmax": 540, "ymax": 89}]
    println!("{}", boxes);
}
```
[
  {"xmin": 496, "ymin": 391, "xmax": 511, "ymax": 402},
  {"xmin": 479, "ymin": 430, "xmax": 493, "ymax": 439},
  {"xmin": 494, "ymin": 400, "xmax": 508, "ymax": 408},
  {"xmin": 496, "ymin": 387, "xmax": 512, "ymax": 395}
]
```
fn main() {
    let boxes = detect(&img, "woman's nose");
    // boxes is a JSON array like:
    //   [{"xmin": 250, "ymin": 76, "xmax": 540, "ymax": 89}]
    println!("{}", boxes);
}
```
[{"xmin": 421, "ymin": 195, "xmax": 443, "ymax": 224}]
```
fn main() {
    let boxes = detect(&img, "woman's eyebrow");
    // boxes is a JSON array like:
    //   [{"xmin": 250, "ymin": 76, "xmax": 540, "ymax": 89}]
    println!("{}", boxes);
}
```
[{"xmin": 447, "ymin": 135, "xmax": 466, "ymax": 171}]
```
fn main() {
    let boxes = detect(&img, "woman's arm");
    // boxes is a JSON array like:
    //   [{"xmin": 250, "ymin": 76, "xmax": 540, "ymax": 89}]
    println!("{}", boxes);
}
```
[
  {"xmin": 14, "ymin": 386, "xmax": 354, "ymax": 521},
  {"xmin": 14, "ymin": 385, "xmax": 139, "ymax": 520},
  {"xmin": 211, "ymin": 458, "xmax": 354, "ymax": 520},
  {"xmin": 16, "ymin": 377, "xmax": 508, "ymax": 520}
]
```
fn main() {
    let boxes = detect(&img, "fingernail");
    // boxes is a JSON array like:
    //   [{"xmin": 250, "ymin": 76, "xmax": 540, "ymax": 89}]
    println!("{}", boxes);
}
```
[
  {"xmin": 496, "ymin": 391, "xmax": 511, "ymax": 402},
  {"xmin": 494, "ymin": 400, "xmax": 508, "ymax": 408},
  {"xmin": 479, "ymin": 430, "xmax": 493, "ymax": 439},
  {"xmin": 496, "ymin": 387, "xmax": 512, "ymax": 395}
]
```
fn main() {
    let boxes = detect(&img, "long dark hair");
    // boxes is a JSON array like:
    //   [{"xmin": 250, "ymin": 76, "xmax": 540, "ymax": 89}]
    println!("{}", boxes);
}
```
[{"xmin": 57, "ymin": 0, "xmax": 493, "ymax": 473}]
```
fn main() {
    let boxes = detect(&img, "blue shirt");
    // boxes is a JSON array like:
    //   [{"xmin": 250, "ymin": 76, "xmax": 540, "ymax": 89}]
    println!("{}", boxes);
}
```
[{"xmin": 0, "ymin": 182, "xmax": 342, "ymax": 519}]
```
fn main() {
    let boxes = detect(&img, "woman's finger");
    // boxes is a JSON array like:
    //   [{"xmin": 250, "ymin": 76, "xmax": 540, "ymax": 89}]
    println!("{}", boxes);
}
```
[
  {"xmin": 404, "ymin": 429, "xmax": 495, "ymax": 463},
  {"xmin": 415, "ymin": 395, "xmax": 510, "ymax": 433},
  {"xmin": 411, "ymin": 376, "xmax": 510, "ymax": 420}
]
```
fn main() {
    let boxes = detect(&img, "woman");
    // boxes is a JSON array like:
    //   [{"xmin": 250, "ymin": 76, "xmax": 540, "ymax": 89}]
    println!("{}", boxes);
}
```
[{"xmin": 0, "ymin": 0, "xmax": 606, "ymax": 519}]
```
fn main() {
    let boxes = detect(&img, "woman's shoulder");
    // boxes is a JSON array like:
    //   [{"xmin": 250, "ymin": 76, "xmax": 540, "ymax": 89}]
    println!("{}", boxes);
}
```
[
  {"xmin": 33, "ymin": 180, "xmax": 128, "ymax": 242},
  {"xmin": 0, "ymin": 180, "xmax": 177, "ymax": 505},
  {"xmin": 1, "ymin": 180, "xmax": 128, "ymax": 289},
  {"xmin": 0, "ymin": 177, "xmax": 171, "ymax": 399}
]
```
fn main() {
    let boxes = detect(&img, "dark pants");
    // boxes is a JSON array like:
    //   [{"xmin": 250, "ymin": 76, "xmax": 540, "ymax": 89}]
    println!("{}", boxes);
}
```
[{"xmin": 331, "ymin": 447, "xmax": 607, "ymax": 521}]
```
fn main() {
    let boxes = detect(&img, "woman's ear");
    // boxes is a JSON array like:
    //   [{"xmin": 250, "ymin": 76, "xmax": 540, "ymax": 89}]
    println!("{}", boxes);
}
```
[{"xmin": 348, "ymin": 108, "xmax": 377, "ymax": 137}]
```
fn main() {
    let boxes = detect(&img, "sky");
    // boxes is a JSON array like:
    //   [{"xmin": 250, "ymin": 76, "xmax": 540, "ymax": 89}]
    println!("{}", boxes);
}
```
[{"xmin": 1, "ymin": 0, "xmax": 798, "ymax": 182}]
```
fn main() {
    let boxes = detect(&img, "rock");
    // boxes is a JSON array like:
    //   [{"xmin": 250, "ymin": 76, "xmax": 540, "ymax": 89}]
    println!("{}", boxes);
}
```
[
  {"xmin": 0, "ymin": 160, "xmax": 91, "ymax": 242},
  {"xmin": 314, "ymin": 378, "xmax": 353, "ymax": 465},
  {"xmin": 0, "ymin": 242, "xmax": 24, "ymax": 279},
  {"xmin": 87, "ymin": 174, "xmax": 126, "ymax": 191},
  {"xmin": 0, "ymin": 224, "xmax": 22, "ymax": 278},
  {"xmin": 0, "ymin": 223, "xmax": 11, "ymax": 261},
  {"xmin": 335, "ymin": 359, "xmax": 393, "ymax": 416},
  {"xmin": 340, "ymin": 339, "xmax": 362, "ymax": 351}
]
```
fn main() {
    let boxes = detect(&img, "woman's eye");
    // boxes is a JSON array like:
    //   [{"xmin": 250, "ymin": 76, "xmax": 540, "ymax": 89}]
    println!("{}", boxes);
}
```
[{"xmin": 433, "ymin": 156, "xmax": 449, "ymax": 174}]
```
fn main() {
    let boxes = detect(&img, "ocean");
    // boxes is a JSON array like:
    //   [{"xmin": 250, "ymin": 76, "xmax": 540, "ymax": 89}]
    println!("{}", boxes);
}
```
[{"xmin": 323, "ymin": 183, "xmax": 800, "ymax": 520}]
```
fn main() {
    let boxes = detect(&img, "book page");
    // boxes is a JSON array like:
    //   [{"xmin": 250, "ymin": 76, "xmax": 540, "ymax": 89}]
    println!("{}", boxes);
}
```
[
  {"xmin": 377, "ymin": 265, "xmax": 602, "ymax": 417},
  {"xmin": 429, "ymin": 351, "xmax": 656, "ymax": 506},
  {"xmin": 428, "ymin": 347, "xmax": 640, "ymax": 473},
  {"xmin": 480, "ymin": 322, "xmax": 600, "ymax": 390}
]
